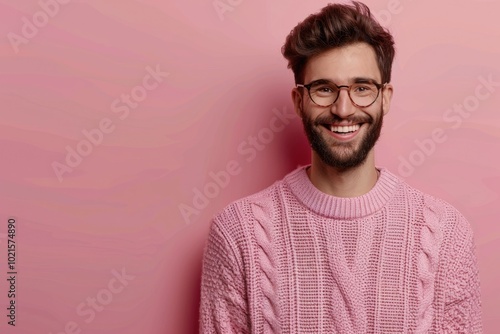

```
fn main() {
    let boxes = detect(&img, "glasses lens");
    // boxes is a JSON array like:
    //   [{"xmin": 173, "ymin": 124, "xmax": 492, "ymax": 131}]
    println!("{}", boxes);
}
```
[
  {"xmin": 309, "ymin": 82, "xmax": 338, "ymax": 107},
  {"xmin": 349, "ymin": 83, "xmax": 379, "ymax": 107}
]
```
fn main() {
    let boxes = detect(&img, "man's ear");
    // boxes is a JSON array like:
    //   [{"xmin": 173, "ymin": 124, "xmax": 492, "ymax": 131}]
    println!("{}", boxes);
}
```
[
  {"xmin": 291, "ymin": 87, "xmax": 303, "ymax": 118},
  {"xmin": 382, "ymin": 83, "xmax": 393, "ymax": 116}
]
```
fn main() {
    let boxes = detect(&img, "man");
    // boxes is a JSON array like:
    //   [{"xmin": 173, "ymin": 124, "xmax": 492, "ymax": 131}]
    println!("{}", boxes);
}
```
[{"xmin": 199, "ymin": 2, "xmax": 482, "ymax": 333}]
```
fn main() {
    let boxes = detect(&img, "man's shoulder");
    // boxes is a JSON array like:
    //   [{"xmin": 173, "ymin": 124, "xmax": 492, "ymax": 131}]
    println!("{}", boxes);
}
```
[
  {"xmin": 211, "ymin": 168, "xmax": 301, "ymax": 230},
  {"xmin": 387, "ymin": 168, "xmax": 469, "ymax": 225}
]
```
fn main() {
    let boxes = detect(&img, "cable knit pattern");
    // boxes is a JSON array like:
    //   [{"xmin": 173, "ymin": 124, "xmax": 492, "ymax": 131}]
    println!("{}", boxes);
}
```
[
  {"xmin": 416, "ymin": 196, "xmax": 444, "ymax": 333},
  {"xmin": 252, "ymin": 202, "xmax": 281, "ymax": 334},
  {"xmin": 199, "ymin": 165, "xmax": 482, "ymax": 333}
]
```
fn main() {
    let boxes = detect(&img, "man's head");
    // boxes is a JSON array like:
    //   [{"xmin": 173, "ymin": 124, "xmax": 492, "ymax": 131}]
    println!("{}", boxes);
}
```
[
  {"xmin": 282, "ymin": 1, "xmax": 395, "ymax": 86},
  {"xmin": 282, "ymin": 2, "xmax": 395, "ymax": 171}
]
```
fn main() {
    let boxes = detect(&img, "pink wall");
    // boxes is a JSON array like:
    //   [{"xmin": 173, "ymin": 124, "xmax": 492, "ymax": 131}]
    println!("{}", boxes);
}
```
[{"xmin": 0, "ymin": 0, "xmax": 498, "ymax": 333}]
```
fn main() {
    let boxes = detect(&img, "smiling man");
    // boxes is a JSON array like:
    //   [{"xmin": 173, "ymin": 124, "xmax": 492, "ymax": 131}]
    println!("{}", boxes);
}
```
[
  {"xmin": 293, "ymin": 42, "xmax": 388, "ymax": 198},
  {"xmin": 199, "ymin": 2, "xmax": 482, "ymax": 333}
]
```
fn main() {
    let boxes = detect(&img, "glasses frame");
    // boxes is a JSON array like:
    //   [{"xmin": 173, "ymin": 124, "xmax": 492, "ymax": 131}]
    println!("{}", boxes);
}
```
[{"xmin": 297, "ymin": 79, "xmax": 386, "ymax": 108}]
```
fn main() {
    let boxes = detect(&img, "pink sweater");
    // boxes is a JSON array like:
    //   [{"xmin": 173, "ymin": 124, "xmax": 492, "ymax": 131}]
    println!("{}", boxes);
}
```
[{"xmin": 199, "ymin": 166, "xmax": 482, "ymax": 333}]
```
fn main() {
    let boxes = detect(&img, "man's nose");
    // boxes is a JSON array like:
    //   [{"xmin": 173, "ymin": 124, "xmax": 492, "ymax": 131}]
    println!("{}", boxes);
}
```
[{"xmin": 330, "ymin": 87, "xmax": 355, "ymax": 118}]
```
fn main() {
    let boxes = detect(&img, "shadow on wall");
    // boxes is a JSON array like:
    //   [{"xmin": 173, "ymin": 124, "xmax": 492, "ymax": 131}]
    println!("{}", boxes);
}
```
[
  {"xmin": 245, "ymin": 78, "xmax": 311, "ymax": 178},
  {"xmin": 191, "ymin": 75, "xmax": 311, "ymax": 331},
  {"xmin": 283, "ymin": 113, "xmax": 310, "ymax": 171}
]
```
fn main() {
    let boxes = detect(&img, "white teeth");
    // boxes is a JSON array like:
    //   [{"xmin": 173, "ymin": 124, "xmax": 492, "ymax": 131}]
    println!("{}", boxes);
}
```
[{"xmin": 330, "ymin": 124, "xmax": 361, "ymax": 133}]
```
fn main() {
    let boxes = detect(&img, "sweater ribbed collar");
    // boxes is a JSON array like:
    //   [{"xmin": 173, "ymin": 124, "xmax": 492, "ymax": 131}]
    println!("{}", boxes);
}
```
[{"xmin": 284, "ymin": 165, "xmax": 401, "ymax": 219}]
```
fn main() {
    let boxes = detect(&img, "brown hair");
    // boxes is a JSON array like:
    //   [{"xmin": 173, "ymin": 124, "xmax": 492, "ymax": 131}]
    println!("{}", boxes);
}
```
[{"xmin": 282, "ymin": 1, "xmax": 395, "ymax": 84}]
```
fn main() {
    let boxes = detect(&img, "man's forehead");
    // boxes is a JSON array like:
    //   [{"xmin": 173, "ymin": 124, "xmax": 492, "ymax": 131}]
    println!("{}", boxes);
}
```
[{"xmin": 303, "ymin": 42, "xmax": 382, "ymax": 83}]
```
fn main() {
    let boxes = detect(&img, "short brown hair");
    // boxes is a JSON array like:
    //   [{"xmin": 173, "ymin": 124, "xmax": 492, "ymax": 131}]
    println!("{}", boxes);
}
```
[{"xmin": 282, "ymin": 1, "xmax": 395, "ymax": 84}]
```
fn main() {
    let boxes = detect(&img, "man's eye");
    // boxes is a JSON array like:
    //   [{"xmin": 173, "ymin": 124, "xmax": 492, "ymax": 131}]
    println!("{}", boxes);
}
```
[
  {"xmin": 313, "ymin": 85, "xmax": 335, "ymax": 94},
  {"xmin": 353, "ymin": 84, "xmax": 375, "ymax": 93},
  {"xmin": 353, "ymin": 85, "xmax": 368, "ymax": 92}
]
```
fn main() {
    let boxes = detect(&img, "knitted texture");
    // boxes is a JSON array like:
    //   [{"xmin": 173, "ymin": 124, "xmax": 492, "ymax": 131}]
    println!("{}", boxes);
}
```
[{"xmin": 199, "ymin": 166, "xmax": 482, "ymax": 333}]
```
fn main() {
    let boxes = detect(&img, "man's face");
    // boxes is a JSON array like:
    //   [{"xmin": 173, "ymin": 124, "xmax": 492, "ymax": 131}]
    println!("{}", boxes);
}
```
[{"xmin": 292, "ymin": 42, "xmax": 393, "ymax": 170}]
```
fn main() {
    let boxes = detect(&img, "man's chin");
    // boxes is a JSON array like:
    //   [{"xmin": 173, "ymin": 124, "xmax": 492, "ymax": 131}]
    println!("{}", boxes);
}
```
[
  {"xmin": 304, "ymin": 115, "xmax": 381, "ymax": 170},
  {"xmin": 320, "ymin": 153, "xmax": 367, "ymax": 170}
]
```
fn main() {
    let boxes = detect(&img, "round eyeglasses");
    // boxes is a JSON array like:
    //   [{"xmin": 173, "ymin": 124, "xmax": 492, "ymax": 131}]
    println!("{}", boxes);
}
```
[{"xmin": 297, "ymin": 79, "xmax": 385, "ymax": 108}]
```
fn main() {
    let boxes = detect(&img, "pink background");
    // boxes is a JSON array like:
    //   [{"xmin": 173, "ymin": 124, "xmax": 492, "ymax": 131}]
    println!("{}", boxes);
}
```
[{"xmin": 0, "ymin": 0, "xmax": 499, "ymax": 333}]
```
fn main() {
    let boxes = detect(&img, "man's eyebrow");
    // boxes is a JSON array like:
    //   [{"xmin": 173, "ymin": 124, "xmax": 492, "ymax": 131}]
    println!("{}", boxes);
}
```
[
  {"xmin": 308, "ymin": 78, "xmax": 331, "ymax": 85},
  {"xmin": 308, "ymin": 77, "xmax": 380, "ymax": 85},
  {"xmin": 352, "ymin": 77, "xmax": 379, "ymax": 84}
]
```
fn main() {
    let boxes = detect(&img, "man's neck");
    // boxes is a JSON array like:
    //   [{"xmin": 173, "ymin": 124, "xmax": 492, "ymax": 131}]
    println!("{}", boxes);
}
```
[{"xmin": 307, "ymin": 152, "xmax": 379, "ymax": 198}]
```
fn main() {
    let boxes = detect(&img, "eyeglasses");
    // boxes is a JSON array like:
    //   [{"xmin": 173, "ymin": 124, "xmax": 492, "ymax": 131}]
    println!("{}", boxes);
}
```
[{"xmin": 297, "ymin": 79, "xmax": 385, "ymax": 108}]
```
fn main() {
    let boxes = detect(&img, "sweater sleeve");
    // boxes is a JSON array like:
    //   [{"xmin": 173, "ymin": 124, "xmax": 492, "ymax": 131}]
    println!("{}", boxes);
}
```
[
  {"xmin": 441, "ymin": 212, "xmax": 482, "ymax": 333},
  {"xmin": 199, "ymin": 217, "xmax": 250, "ymax": 334}
]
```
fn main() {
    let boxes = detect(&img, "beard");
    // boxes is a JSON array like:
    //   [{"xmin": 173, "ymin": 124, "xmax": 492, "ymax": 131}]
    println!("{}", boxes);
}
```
[{"xmin": 300, "ymin": 107, "xmax": 384, "ymax": 171}]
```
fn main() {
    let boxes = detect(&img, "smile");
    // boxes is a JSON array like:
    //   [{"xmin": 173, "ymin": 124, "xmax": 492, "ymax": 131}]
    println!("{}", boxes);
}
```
[
  {"xmin": 319, "ymin": 122, "xmax": 364, "ymax": 141},
  {"xmin": 330, "ymin": 124, "xmax": 361, "ymax": 134}
]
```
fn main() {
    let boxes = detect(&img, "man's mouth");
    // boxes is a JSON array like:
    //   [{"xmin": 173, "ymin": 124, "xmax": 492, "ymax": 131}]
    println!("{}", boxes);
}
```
[
  {"xmin": 318, "ymin": 122, "xmax": 364, "ymax": 140},
  {"xmin": 329, "ymin": 124, "xmax": 361, "ymax": 134}
]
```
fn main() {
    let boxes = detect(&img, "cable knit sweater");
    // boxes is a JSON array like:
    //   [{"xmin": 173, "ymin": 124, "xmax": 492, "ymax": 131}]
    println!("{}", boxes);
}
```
[{"xmin": 199, "ymin": 166, "xmax": 482, "ymax": 333}]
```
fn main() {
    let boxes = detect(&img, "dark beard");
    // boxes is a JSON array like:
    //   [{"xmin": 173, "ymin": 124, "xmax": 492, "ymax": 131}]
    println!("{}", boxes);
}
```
[{"xmin": 301, "ymin": 108, "xmax": 384, "ymax": 171}]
